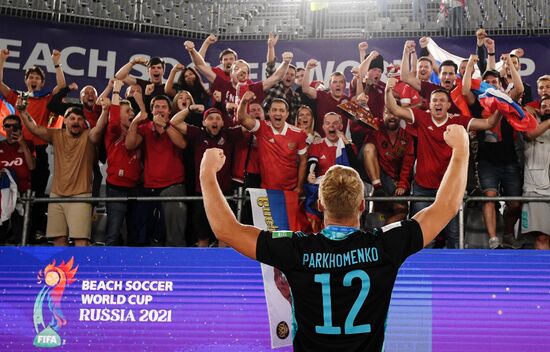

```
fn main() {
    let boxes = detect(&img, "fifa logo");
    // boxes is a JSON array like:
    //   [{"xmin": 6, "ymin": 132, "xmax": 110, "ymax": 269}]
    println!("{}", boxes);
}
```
[{"xmin": 33, "ymin": 258, "xmax": 78, "ymax": 348}]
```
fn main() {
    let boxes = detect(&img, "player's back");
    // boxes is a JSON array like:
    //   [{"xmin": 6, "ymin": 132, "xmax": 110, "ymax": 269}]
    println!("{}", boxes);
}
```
[{"xmin": 256, "ymin": 220, "xmax": 424, "ymax": 352}]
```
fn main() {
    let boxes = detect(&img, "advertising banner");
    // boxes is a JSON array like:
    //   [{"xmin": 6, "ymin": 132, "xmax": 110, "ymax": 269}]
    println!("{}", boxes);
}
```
[{"xmin": 1, "ymin": 16, "xmax": 548, "ymax": 98}]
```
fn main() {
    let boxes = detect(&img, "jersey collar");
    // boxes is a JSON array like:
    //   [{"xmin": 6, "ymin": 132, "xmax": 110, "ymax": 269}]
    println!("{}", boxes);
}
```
[
  {"xmin": 268, "ymin": 121, "xmax": 288, "ymax": 135},
  {"xmin": 321, "ymin": 225, "xmax": 359, "ymax": 241}
]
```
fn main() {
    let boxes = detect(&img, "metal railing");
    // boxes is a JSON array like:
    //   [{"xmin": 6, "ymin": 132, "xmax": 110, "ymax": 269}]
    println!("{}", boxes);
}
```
[
  {"xmin": 17, "ymin": 192, "xmax": 550, "ymax": 249},
  {"xmin": 1, "ymin": 0, "xmax": 549, "ymax": 40}
]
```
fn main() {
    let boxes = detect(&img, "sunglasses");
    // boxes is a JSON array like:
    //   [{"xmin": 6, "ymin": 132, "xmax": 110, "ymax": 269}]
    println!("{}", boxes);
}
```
[{"xmin": 3, "ymin": 124, "xmax": 21, "ymax": 129}]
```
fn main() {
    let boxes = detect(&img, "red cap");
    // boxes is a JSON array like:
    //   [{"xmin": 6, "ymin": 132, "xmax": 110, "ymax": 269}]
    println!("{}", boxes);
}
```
[{"xmin": 203, "ymin": 108, "xmax": 223, "ymax": 120}]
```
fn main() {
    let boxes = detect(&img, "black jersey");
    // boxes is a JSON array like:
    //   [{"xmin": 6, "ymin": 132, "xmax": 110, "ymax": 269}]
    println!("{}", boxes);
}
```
[{"xmin": 256, "ymin": 219, "xmax": 423, "ymax": 352}]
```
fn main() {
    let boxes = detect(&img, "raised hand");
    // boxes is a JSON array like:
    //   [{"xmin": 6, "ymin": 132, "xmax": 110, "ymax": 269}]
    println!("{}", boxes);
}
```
[
  {"xmin": 419, "ymin": 37, "xmax": 430, "ymax": 48},
  {"xmin": 145, "ymin": 83, "xmax": 155, "ymax": 96},
  {"xmin": 212, "ymin": 90, "xmax": 222, "ymax": 103},
  {"xmin": 267, "ymin": 32, "xmax": 279, "ymax": 48},
  {"xmin": 51, "ymin": 49, "xmax": 61, "ymax": 65},
  {"xmin": 240, "ymin": 90, "xmax": 256, "ymax": 104},
  {"xmin": 200, "ymin": 148, "xmax": 226, "ymax": 173},
  {"xmin": 205, "ymin": 34, "xmax": 218, "ymax": 45},
  {"xmin": 171, "ymin": 63, "xmax": 185, "ymax": 72},
  {"xmin": 183, "ymin": 41, "xmax": 195, "ymax": 51},
  {"xmin": 306, "ymin": 59, "xmax": 318, "ymax": 69},
  {"xmin": 0, "ymin": 48, "xmax": 9, "ymax": 62},
  {"xmin": 443, "ymin": 124, "xmax": 469, "ymax": 151},
  {"xmin": 132, "ymin": 56, "xmax": 148, "ymax": 66},
  {"xmin": 68, "ymin": 82, "xmax": 79, "ymax": 91},
  {"xmin": 281, "ymin": 51, "xmax": 293, "ymax": 63},
  {"xmin": 385, "ymin": 77, "xmax": 398, "ymax": 91}
]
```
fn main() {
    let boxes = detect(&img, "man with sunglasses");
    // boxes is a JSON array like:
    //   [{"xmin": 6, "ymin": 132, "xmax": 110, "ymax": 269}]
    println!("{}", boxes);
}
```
[{"xmin": 0, "ymin": 115, "xmax": 35, "ymax": 244}]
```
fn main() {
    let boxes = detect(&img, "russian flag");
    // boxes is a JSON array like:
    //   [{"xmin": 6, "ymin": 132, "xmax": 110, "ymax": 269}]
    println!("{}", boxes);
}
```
[
  {"xmin": 248, "ymin": 188, "xmax": 300, "ymax": 231},
  {"xmin": 470, "ymin": 79, "xmax": 537, "ymax": 131},
  {"xmin": 303, "ymin": 138, "xmax": 351, "ymax": 232},
  {"xmin": 0, "ymin": 95, "xmax": 16, "ymax": 137}
]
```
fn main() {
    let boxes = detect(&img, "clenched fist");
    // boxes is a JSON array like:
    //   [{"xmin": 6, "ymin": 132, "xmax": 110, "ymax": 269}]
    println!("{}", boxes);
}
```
[{"xmin": 200, "ymin": 148, "xmax": 226, "ymax": 174}]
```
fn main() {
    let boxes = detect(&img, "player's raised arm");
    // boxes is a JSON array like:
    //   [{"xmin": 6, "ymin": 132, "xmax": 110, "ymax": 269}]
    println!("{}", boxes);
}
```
[
  {"xmin": 412, "ymin": 125, "xmax": 469, "ymax": 246},
  {"xmin": 200, "ymin": 148, "xmax": 261, "ymax": 259}
]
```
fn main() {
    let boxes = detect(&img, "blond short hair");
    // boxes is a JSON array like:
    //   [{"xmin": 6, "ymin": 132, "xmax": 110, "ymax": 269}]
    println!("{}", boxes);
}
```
[
  {"xmin": 537, "ymin": 75, "xmax": 550, "ymax": 85},
  {"xmin": 319, "ymin": 165, "xmax": 364, "ymax": 219}
]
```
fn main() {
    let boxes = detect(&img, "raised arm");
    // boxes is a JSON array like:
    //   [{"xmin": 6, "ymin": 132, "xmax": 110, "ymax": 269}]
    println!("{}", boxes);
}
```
[
  {"xmin": 125, "ymin": 110, "xmax": 147, "ymax": 150},
  {"xmin": 503, "ymin": 54, "xmax": 524, "ymax": 101},
  {"xmin": 469, "ymin": 110, "xmax": 502, "ymax": 131},
  {"xmin": 358, "ymin": 41, "xmax": 368, "ymax": 62},
  {"xmin": 97, "ymin": 78, "xmax": 115, "ymax": 103},
  {"xmin": 237, "ymin": 90, "xmax": 258, "ymax": 130},
  {"xmin": 162, "ymin": 107, "xmax": 190, "ymax": 135},
  {"xmin": 114, "ymin": 56, "xmax": 147, "ymax": 86},
  {"xmin": 88, "ymin": 97, "xmax": 110, "ymax": 144},
  {"xmin": 263, "ymin": 51, "xmax": 292, "ymax": 91},
  {"xmin": 523, "ymin": 115, "xmax": 550, "ymax": 141},
  {"xmin": 165, "ymin": 63, "xmax": 185, "ymax": 97},
  {"xmin": 413, "ymin": 125, "xmax": 469, "ymax": 246},
  {"xmin": 198, "ymin": 34, "xmax": 218, "ymax": 59},
  {"xmin": 0, "ymin": 49, "xmax": 11, "ymax": 97},
  {"xmin": 385, "ymin": 78, "xmax": 413, "ymax": 122},
  {"xmin": 110, "ymin": 80, "xmax": 123, "ymax": 106},
  {"xmin": 484, "ymin": 38, "xmax": 496, "ymax": 71},
  {"xmin": 17, "ymin": 97, "xmax": 52, "ymax": 143},
  {"xmin": 266, "ymin": 32, "xmax": 278, "ymax": 65},
  {"xmin": 461, "ymin": 54, "xmax": 478, "ymax": 105},
  {"xmin": 475, "ymin": 28, "xmax": 488, "ymax": 74},
  {"xmin": 301, "ymin": 59, "xmax": 319, "ymax": 99},
  {"xmin": 51, "ymin": 50, "xmax": 66, "ymax": 95},
  {"xmin": 358, "ymin": 50, "xmax": 380, "ymax": 84},
  {"xmin": 200, "ymin": 148, "xmax": 260, "ymax": 259},
  {"xmin": 400, "ymin": 40, "xmax": 422, "ymax": 91},
  {"xmin": 184, "ymin": 41, "xmax": 216, "ymax": 84}
]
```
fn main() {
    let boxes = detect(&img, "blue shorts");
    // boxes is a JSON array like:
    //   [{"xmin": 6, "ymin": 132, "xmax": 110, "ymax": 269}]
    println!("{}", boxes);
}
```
[{"xmin": 477, "ymin": 160, "xmax": 522, "ymax": 196}]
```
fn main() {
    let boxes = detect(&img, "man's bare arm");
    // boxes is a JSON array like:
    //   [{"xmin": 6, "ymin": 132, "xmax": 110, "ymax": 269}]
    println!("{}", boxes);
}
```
[
  {"xmin": 413, "ymin": 125, "xmax": 469, "ymax": 246},
  {"xmin": 198, "ymin": 34, "xmax": 218, "ymax": 59},
  {"xmin": 124, "ymin": 111, "xmax": 146, "ymax": 150},
  {"xmin": 237, "ymin": 90, "xmax": 258, "ymax": 131},
  {"xmin": 89, "ymin": 97, "xmax": 110, "ymax": 144},
  {"xmin": 51, "ymin": 50, "xmax": 66, "ymax": 95},
  {"xmin": 385, "ymin": 78, "xmax": 414, "ymax": 122},
  {"xmin": 18, "ymin": 99, "xmax": 52, "ymax": 143},
  {"xmin": 114, "ymin": 57, "xmax": 148, "ymax": 85},
  {"xmin": 0, "ymin": 49, "xmax": 12, "ymax": 97},
  {"xmin": 263, "ymin": 52, "xmax": 292, "ymax": 91},
  {"xmin": 200, "ymin": 148, "xmax": 261, "ymax": 259},
  {"xmin": 301, "ymin": 59, "xmax": 319, "ymax": 99},
  {"xmin": 184, "ymin": 41, "xmax": 216, "ymax": 84},
  {"xmin": 523, "ymin": 118, "xmax": 550, "ymax": 141},
  {"xmin": 165, "ymin": 63, "xmax": 185, "ymax": 96},
  {"xmin": 400, "ymin": 40, "xmax": 422, "ymax": 91}
]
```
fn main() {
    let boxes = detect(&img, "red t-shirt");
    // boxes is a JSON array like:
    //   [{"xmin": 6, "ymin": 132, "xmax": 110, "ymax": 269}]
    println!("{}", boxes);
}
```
[
  {"xmin": 232, "ymin": 131, "xmax": 260, "ymax": 183},
  {"xmin": 251, "ymin": 120, "xmax": 307, "ymax": 191},
  {"xmin": 307, "ymin": 138, "xmax": 356, "ymax": 178},
  {"xmin": 363, "ymin": 126, "xmax": 415, "ymax": 191},
  {"xmin": 407, "ymin": 108, "xmax": 473, "ymax": 189},
  {"xmin": 105, "ymin": 105, "xmax": 142, "ymax": 188},
  {"xmin": 314, "ymin": 90, "xmax": 350, "ymax": 137},
  {"xmin": 210, "ymin": 76, "xmax": 265, "ymax": 126},
  {"xmin": 365, "ymin": 81, "xmax": 386, "ymax": 119},
  {"xmin": 137, "ymin": 121, "xmax": 184, "ymax": 189},
  {"xmin": 185, "ymin": 125, "xmax": 243, "ymax": 194},
  {"xmin": 0, "ymin": 140, "xmax": 34, "ymax": 192},
  {"xmin": 6, "ymin": 90, "xmax": 52, "ymax": 146},
  {"xmin": 83, "ymin": 104, "xmax": 102, "ymax": 128}
]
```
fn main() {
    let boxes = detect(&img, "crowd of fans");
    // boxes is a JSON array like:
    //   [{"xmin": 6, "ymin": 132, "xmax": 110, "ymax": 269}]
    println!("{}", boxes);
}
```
[{"xmin": 0, "ymin": 28, "xmax": 549, "ymax": 249}]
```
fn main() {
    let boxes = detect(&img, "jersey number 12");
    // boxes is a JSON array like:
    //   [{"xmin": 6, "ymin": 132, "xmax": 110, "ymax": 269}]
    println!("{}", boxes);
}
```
[{"xmin": 314, "ymin": 270, "xmax": 371, "ymax": 335}]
